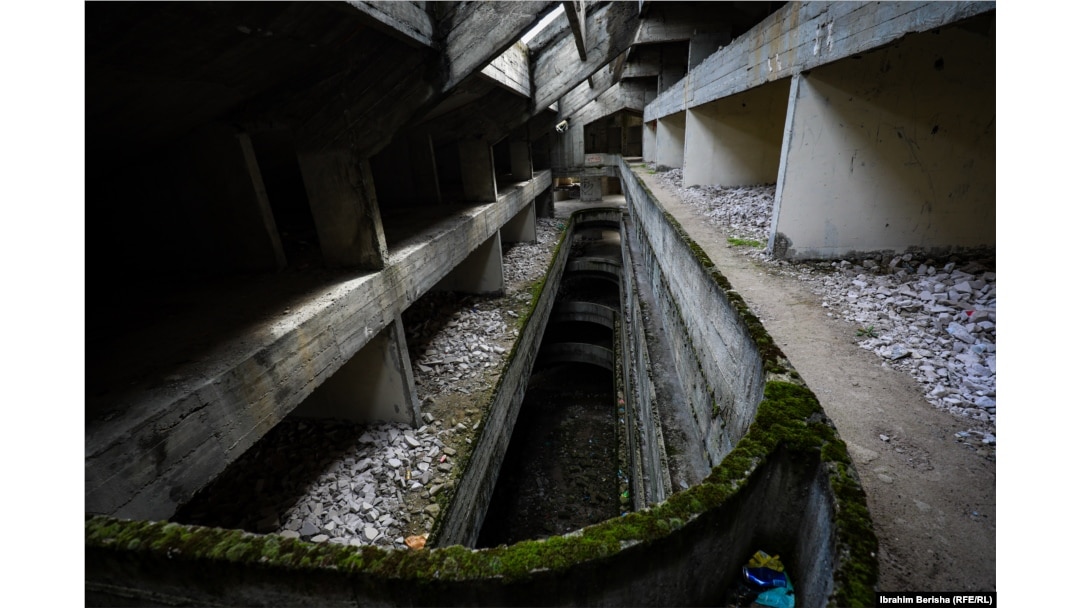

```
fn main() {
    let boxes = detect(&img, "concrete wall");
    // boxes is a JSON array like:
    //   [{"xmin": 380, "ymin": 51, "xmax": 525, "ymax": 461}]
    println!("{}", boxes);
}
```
[
  {"xmin": 621, "ymin": 160, "xmax": 765, "ymax": 464},
  {"xmin": 684, "ymin": 79, "xmax": 789, "ymax": 187},
  {"xmin": 655, "ymin": 112, "xmax": 685, "ymax": 171},
  {"xmin": 770, "ymin": 23, "xmax": 995, "ymax": 259},
  {"xmin": 642, "ymin": 121, "xmax": 656, "ymax": 162},
  {"xmin": 86, "ymin": 171, "xmax": 551, "ymax": 521}
]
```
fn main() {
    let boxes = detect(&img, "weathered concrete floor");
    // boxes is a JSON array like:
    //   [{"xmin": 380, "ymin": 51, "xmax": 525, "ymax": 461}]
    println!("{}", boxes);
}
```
[{"xmin": 632, "ymin": 166, "xmax": 995, "ymax": 592}]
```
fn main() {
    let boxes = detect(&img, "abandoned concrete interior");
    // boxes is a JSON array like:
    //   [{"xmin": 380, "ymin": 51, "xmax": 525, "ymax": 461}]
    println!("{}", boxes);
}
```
[{"xmin": 84, "ymin": 2, "xmax": 995, "ymax": 606}]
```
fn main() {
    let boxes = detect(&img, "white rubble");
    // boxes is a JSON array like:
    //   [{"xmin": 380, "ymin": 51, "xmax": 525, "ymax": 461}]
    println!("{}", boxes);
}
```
[{"xmin": 655, "ymin": 168, "xmax": 996, "ymax": 434}]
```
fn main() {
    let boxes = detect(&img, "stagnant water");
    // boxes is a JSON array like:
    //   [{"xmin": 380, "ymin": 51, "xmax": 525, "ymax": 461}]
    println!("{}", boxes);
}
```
[{"xmin": 477, "ymin": 363, "xmax": 619, "ymax": 547}]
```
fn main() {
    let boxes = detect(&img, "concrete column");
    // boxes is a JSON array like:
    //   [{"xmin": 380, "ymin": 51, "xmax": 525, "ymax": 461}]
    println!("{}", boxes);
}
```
[
  {"xmin": 502, "ymin": 201, "xmax": 537, "ymax": 243},
  {"xmin": 145, "ymin": 123, "xmax": 287, "ymax": 274},
  {"xmin": 683, "ymin": 79, "xmax": 788, "ymax": 187},
  {"xmin": 643, "ymin": 121, "xmax": 657, "ymax": 163},
  {"xmin": 297, "ymin": 149, "xmax": 389, "ymax": 269},
  {"xmin": 581, "ymin": 177, "xmax": 603, "ymax": 201},
  {"xmin": 655, "ymin": 112, "xmax": 685, "ymax": 171},
  {"xmin": 435, "ymin": 231, "xmax": 505, "ymax": 294},
  {"xmin": 458, "ymin": 138, "xmax": 498, "ymax": 202},
  {"xmin": 509, "ymin": 139, "xmax": 532, "ymax": 181},
  {"xmin": 293, "ymin": 315, "xmax": 421, "ymax": 426},
  {"xmin": 409, "ymin": 133, "xmax": 443, "ymax": 204},
  {"xmin": 535, "ymin": 186, "xmax": 555, "ymax": 218},
  {"xmin": 769, "ymin": 25, "xmax": 995, "ymax": 259}
]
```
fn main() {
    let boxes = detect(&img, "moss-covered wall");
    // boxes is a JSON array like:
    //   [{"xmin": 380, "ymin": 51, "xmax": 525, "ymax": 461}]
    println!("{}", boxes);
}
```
[{"xmin": 85, "ymin": 186, "xmax": 877, "ymax": 607}]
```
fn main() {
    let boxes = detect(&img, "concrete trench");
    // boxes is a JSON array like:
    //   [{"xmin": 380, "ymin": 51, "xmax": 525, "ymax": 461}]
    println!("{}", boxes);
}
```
[{"xmin": 86, "ymin": 165, "xmax": 878, "ymax": 607}]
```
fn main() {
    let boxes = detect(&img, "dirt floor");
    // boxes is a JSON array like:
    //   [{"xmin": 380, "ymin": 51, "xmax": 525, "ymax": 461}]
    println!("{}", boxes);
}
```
[{"xmin": 636, "ymin": 170, "xmax": 996, "ymax": 593}]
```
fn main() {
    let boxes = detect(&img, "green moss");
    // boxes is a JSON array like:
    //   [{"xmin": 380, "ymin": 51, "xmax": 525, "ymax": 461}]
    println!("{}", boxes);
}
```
[
  {"xmin": 726, "ymin": 237, "xmax": 764, "ymax": 248},
  {"xmin": 86, "ymin": 197, "xmax": 876, "ymax": 603}
]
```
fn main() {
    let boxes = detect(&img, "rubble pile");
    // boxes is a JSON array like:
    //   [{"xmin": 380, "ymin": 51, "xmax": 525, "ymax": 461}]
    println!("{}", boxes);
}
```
[
  {"xmin": 176, "ymin": 217, "xmax": 566, "ymax": 549},
  {"xmin": 655, "ymin": 168, "xmax": 996, "ymax": 437},
  {"xmin": 657, "ymin": 168, "xmax": 774, "ymax": 244}
]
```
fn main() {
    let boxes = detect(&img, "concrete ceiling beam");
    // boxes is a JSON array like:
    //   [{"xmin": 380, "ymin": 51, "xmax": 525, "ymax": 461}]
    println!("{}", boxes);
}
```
[
  {"xmin": 346, "ymin": 1, "xmax": 435, "ymax": 48},
  {"xmin": 562, "ymin": 0, "xmax": 589, "ymax": 61},
  {"xmin": 437, "ymin": 0, "xmax": 556, "ymax": 92},
  {"xmin": 531, "ymin": 1, "xmax": 642, "ymax": 113}
]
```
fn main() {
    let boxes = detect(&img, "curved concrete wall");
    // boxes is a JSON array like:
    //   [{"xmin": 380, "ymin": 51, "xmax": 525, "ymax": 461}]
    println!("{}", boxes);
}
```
[{"xmin": 85, "ymin": 203, "xmax": 878, "ymax": 607}]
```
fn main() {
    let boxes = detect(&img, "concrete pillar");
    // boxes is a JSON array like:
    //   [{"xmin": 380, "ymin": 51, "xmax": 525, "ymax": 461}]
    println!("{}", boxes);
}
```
[
  {"xmin": 297, "ymin": 149, "xmax": 389, "ymax": 269},
  {"xmin": 509, "ymin": 138, "xmax": 532, "ymax": 181},
  {"xmin": 458, "ymin": 138, "xmax": 498, "ymax": 202},
  {"xmin": 409, "ymin": 133, "xmax": 442, "ymax": 204},
  {"xmin": 581, "ymin": 177, "xmax": 603, "ymax": 201},
  {"xmin": 293, "ymin": 316, "xmax": 421, "ymax": 426},
  {"xmin": 535, "ymin": 186, "xmax": 555, "ymax": 218},
  {"xmin": 643, "ymin": 121, "xmax": 657, "ymax": 163},
  {"xmin": 435, "ymin": 231, "xmax": 504, "ymax": 294},
  {"xmin": 683, "ymin": 79, "xmax": 788, "ymax": 187},
  {"xmin": 769, "ymin": 25, "xmax": 995, "ymax": 259},
  {"xmin": 143, "ymin": 123, "xmax": 287, "ymax": 274},
  {"xmin": 502, "ymin": 201, "xmax": 537, "ymax": 243},
  {"xmin": 655, "ymin": 112, "xmax": 685, "ymax": 171}
]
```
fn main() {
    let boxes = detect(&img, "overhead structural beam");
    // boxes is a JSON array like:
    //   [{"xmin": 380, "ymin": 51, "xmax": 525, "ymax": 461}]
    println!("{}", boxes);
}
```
[
  {"xmin": 438, "ymin": 1, "xmax": 557, "ymax": 93},
  {"xmin": 346, "ymin": 1, "xmax": 435, "ymax": 48},
  {"xmin": 563, "ymin": 1, "xmax": 588, "ymax": 61},
  {"xmin": 558, "ymin": 59, "xmax": 622, "ymax": 120},
  {"xmin": 567, "ymin": 80, "xmax": 651, "ymax": 129},
  {"xmin": 531, "ymin": 1, "xmax": 641, "ymax": 112},
  {"xmin": 633, "ymin": 3, "xmax": 733, "ymax": 45}
]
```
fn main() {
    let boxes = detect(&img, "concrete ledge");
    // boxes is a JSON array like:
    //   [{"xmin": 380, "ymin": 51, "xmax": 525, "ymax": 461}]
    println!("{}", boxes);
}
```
[
  {"xmin": 85, "ymin": 171, "xmax": 550, "ymax": 521},
  {"xmin": 645, "ymin": 1, "xmax": 995, "ymax": 121},
  {"xmin": 86, "ymin": 196, "xmax": 878, "ymax": 607}
]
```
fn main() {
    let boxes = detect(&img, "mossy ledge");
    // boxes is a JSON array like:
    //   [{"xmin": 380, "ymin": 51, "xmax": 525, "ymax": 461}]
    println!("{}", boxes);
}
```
[
  {"xmin": 86, "ymin": 381, "xmax": 876, "ymax": 606},
  {"xmin": 86, "ymin": 194, "xmax": 876, "ymax": 605}
]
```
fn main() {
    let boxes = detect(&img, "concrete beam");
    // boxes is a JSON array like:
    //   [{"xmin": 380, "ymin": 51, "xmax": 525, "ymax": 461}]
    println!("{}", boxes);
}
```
[
  {"xmin": 632, "ymin": 2, "xmax": 733, "ymax": 45},
  {"xmin": 562, "ymin": 1, "xmax": 589, "ymax": 61},
  {"xmin": 646, "ymin": 1, "xmax": 996, "ymax": 121},
  {"xmin": 480, "ymin": 41, "xmax": 531, "ymax": 98},
  {"xmin": 438, "ymin": 1, "xmax": 556, "ymax": 92},
  {"xmin": 85, "ymin": 170, "xmax": 551, "ymax": 520},
  {"xmin": 292, "ymin": 315, "xmax": 421, "ymax": 426},
  {"xmin": 435, "ymin": 231, "xmax": 505, "ymax": 294},
  {"xmin": 347, "ymin": 1, "xmax": 434, "ymax": 48},
  {"xmin": 459, "ymin": 138, "xmax": 498, "ymax": 203},
  {"xmin": 531, "ymin": 1, "xmax": 642, "ymax": 112},
  {"xmin": 297, "ymin": 148, "xmax": 389, "ymax": 270}
]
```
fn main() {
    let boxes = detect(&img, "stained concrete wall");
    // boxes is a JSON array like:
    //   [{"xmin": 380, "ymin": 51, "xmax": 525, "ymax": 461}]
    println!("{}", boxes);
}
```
[
  {"xmin": 621, "ymin": 159, "xmax": 765, "ymax": 465},
  {"xmin": 770, "ymin": 23, "xmax": 995, "ymax": 259},
  {"xmin": 642, "ymin": 121, "xmax": 656, "ymax": 162},
  {"xmin": 291, "ymin": 316, "xmax": 420, "ymax": 425},
  {"xmin": 655, "ymin": 112, "xmax": 685, "ymax": 171},
  {"xmin": 684, "ymin": 79, "xmax": 788, "ymax": 187},
  {"xmin": 86, "ymin": 171, "xmax": 551, "ymax": 521}
]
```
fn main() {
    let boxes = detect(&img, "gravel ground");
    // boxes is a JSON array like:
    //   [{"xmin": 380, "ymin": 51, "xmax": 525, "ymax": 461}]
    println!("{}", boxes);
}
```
[
  {"xmin": 174, "ymin": 218, "xmax": 566, "ymax": 549},
  {"xmin": 656, "ymin": 167, "xmax": 996, "ymax": 442}
]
